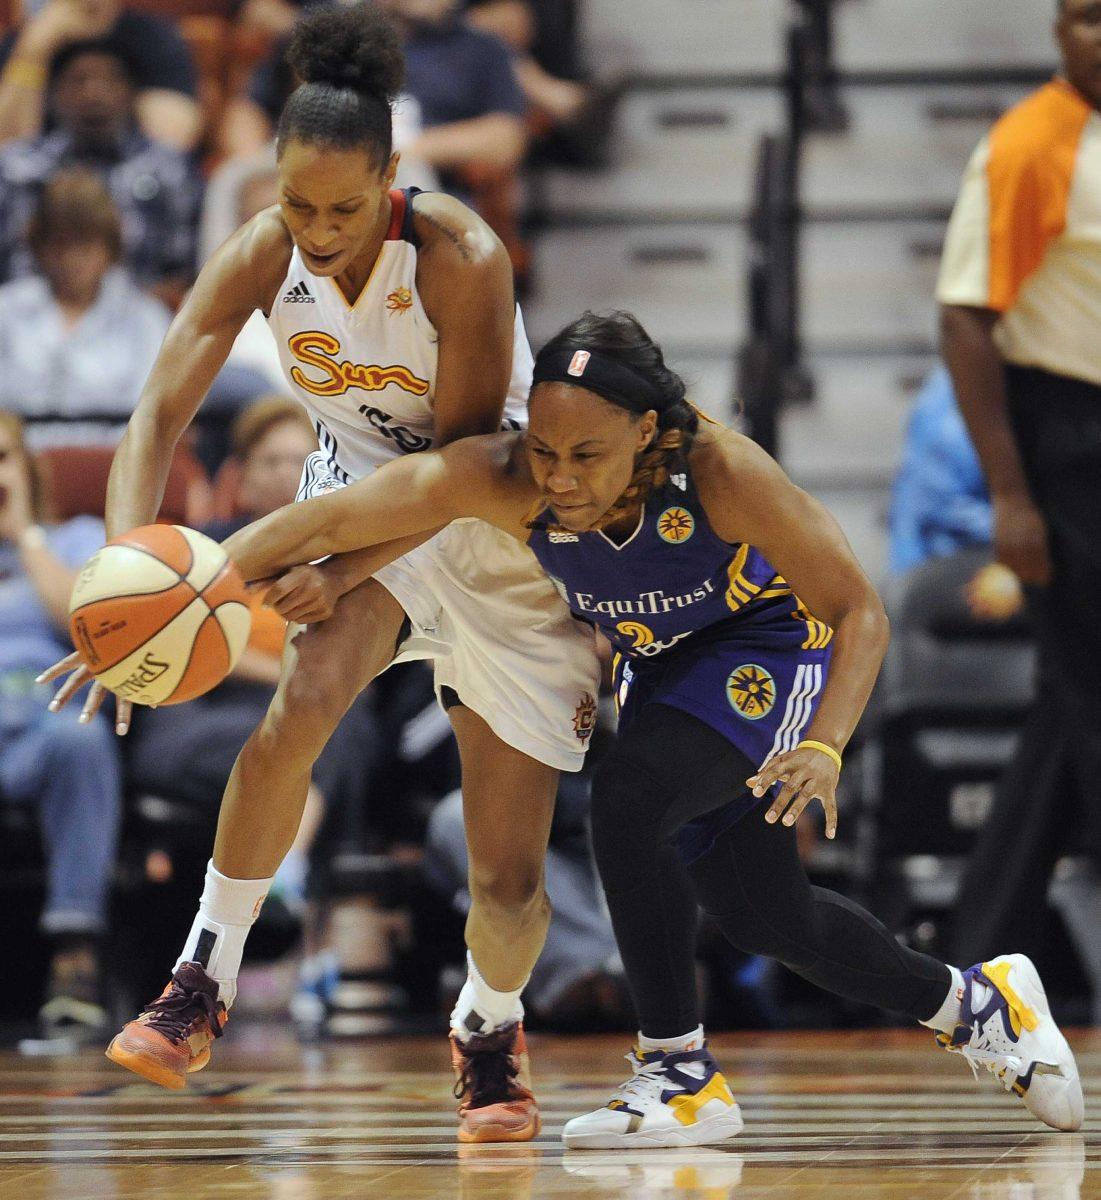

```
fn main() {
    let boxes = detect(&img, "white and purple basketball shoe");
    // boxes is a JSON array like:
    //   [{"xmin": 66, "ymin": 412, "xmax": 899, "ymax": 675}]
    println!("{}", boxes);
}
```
[
  {"xmin": 562, "ymin": 1043, "xmax": 743, "ymax": 1149},
  {"xmin": 937, "ymin": 953, "xmax": 1083, "ymax": 1131}
]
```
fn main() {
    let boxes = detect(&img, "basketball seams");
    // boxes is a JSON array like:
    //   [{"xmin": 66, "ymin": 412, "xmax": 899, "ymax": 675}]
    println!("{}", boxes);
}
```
[
  {"xmin": 163, "ymin": 609, "xmax": 209, "ymax": 704},
  {"xmin": 71, "ymin": 581, "xmax": 201, "ymax": 672},
  {"xmin": 109, "ymin": 540, "xmax": 191, "ymax": 587},
  {"xmin": 164, "ymin": 563, "xmax": 240, "ymax": 703},
  {"xmin": 70, "ymin": 575, "xmax": 192, "ymax": 617},
  {"xmin": 170, "ymin": 525, "xmax": 196, "ymax": 577}
]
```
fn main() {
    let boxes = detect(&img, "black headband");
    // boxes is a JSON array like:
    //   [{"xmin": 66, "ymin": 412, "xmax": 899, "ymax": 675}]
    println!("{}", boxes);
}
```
[{"xmin": 531, "ymin": 348, "xmax": 664, "ymax": 414}]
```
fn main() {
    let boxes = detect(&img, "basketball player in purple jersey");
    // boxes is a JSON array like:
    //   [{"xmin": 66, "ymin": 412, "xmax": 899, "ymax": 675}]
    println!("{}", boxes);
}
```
[
  {"xmin": 40, "ymin": 5, "xmax": 598, "ymax": 1142},
  {"xmin": 222, "ymin": 310, "xmax": 1083, "ymax": 1143}
]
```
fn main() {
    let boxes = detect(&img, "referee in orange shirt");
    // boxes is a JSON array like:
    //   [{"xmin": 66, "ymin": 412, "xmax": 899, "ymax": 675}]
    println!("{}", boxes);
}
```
[{"xmin": 939, "ymin": 0, "xmax": 1101, "ymax": 963}]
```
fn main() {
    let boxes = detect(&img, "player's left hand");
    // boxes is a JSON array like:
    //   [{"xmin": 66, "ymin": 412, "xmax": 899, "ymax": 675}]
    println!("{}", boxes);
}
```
[
  {"xmin": 261, "ymin": 563, "xmax": 344, "ymax": 624},
  {"xmin": 747, "ymin": 745, "xmax": 840, "ymax": 840}
]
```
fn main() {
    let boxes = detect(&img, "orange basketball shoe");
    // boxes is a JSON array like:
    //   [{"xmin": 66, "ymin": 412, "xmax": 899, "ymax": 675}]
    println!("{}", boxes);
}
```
[
  {"xmin": 105, "ymin": 962, "xmax": 227, "ymax": 1090},
  {"xmin": 450, "ymin": 1021, "xmax": 541, "ymax": 1143}
]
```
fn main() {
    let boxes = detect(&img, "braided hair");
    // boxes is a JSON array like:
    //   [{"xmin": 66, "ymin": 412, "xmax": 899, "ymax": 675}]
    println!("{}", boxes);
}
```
[
  {"xmin": 531, "ymin": 311, "xmax": 699, "ymax": 531},
  {"xmin": 276, "ymin": 5, "xmax": 405, "ymax": 167}
]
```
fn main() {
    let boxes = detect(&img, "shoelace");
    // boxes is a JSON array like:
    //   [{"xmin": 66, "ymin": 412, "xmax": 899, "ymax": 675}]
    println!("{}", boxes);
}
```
[
  {"xmin": 954, "ymin": 1031, "xmax": 1023, "ymax": 1091},
  {"xmin": 605, "ymin": 1054, "xmax": 675, "ymax": 1107},
  {"xmin": 140, "ymin": 979, "xmax": 224, "ymax": 1045},
  {"xmin": 453, "ymin": 1045, "xmax": 522, "ymax": 1108}
]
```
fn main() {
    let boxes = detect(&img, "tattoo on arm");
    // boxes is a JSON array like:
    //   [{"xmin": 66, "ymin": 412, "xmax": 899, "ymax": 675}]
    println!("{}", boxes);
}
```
[{"xmin": 418, "ymin": 211, "xmax": 475, "ymax": 262}]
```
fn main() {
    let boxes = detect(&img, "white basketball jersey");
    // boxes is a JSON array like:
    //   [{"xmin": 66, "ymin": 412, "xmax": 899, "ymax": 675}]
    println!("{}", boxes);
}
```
[{"xmin": 267, "ymin": 188, "xmax": 532, "ymax": 481}]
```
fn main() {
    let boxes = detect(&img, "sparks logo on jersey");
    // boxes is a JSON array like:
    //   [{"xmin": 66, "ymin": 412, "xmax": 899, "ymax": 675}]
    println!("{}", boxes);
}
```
[
  {"xmin": 726, "ymin": 663, "xmax": 776, "ymax": 720},
  {"xmin": 573, "ymin": 693, "xmax": 597, "ymax": 741},
  {"xmin": 657, "ymin": 506, "xmax": 695, "ymax": 543},
  {"xmin": 615, "ymin": 620, "xmax": 654, "ymax": 650},
  {"xmin": 283, "ymin": 282, "xmax": 315, "ymax": 304},
  {"xmin": 385, "ymin": 287, "xmax": 413, "ymax": 315},
  {"xmin": 288, "ymin": 330, "xmax": 430, "ymax": 399}
]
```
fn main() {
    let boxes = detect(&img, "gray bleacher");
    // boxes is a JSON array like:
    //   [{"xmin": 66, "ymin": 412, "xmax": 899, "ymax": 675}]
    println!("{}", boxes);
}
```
[
  {"xmin": 581, "ymin": 0, "xmax": 785, "ymax": 78},
  {"xmin": 524, "ymin": 1, "xmax": 1055, "ymax": 578}
]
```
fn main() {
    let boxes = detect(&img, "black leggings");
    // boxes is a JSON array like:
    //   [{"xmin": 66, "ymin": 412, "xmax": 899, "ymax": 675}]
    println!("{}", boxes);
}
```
[{"xmin": 590, "ymin": 704, "xmax": 951, "ymax": 1038}]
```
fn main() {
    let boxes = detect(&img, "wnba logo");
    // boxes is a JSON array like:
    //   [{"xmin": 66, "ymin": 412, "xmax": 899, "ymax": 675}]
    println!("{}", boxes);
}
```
[{"xmin": 567, "ymin": 350, "xmax": 591, "ymax": 376}]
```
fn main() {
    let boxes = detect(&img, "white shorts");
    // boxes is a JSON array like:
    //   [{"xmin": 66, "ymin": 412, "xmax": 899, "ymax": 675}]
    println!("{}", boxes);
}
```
[{"xmin": 297, "ymin": 450, "xmax": 599, "ymax": 771}]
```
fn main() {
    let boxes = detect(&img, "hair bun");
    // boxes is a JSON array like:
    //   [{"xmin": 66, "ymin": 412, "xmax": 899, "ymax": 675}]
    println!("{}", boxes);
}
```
[{"xmin": 287, "ymin": 5, "xmax": 405, "ymax": 101}]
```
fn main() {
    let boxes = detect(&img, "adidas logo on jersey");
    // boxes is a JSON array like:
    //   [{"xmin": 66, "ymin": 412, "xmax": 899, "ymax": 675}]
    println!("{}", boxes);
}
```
[
  {"xmin": 283, "ymin": 282, "xmax": 315, "ymax": 304},
  {"xmin": 549, "ymin": 531, "xmax": 579, "ymax": 543}
]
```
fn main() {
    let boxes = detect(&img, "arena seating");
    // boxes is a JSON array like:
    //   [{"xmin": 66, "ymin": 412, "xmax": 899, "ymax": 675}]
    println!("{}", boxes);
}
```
[{"xmin": 35, "ymin": 443, "xmax": 212, "ymax": 528}]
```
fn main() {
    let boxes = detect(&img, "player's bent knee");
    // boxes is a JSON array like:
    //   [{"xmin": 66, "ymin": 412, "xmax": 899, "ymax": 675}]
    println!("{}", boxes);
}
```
[
  {"xmin": 469, "ymin": 864, "xmax": 548, "ymax": 918},
  {"xmin": 276, "ymin": 658, "xmax": 358, "ymax": 736}
]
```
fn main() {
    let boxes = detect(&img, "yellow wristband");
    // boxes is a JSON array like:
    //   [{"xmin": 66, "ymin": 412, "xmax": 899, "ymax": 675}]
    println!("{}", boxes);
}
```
[
  {"xmin": 797, "ymin": 739, "xmax": 842, "ymax": 771},
  {"xmin": 3, "ymin": 59, "xmax": 47, "ymax": 90}
]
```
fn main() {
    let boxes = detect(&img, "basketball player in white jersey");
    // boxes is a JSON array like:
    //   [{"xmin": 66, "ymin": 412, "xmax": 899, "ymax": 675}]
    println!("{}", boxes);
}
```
[{"xmin": 41, "ymin": 5, "xmax": 598, "ymax": 1142}]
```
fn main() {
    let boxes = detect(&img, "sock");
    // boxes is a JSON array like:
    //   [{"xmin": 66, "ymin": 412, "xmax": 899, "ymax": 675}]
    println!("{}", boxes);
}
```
[
  {"xmin": 920, "ymin": 964, "xmax": 966, "ymax": 1034},
  {"xmin": 174, "ymin": 860, "xmax": 273, "ymax": 1007},
  {"xmin": 450, "ymin": 951, "xmax": 526, "ymax": 1039},
  {"xmin": 638, "ymin": 1024, "xmax": 705, "ymax": 1054}
]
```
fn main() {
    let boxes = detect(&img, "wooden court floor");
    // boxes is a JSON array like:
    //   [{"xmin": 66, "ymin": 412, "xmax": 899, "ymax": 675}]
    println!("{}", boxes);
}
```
[{"xmin": 1, "ymin": 1028, "xmax": 1098, "ymax": 1198}]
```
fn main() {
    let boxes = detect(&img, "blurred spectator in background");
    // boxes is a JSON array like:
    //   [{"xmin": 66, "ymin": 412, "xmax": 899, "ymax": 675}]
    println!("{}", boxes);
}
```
[
  {"xmin": 379, "ymin": 0, "xmax": 525, "ymax": 184},
  {"xmin": 466, "ymin": 0, "xmax": 584, "ymax": 122},
  {"xmin": 0, "ymin": 410, "xmax": 121, "ymax": 1038},
  {"xmin": 888, "ymin": 365, "xmax": 1023, "ymax": 636},
  {"xmin": 0, "ymin": 37, "xmax": 202, "ymax": 301},
  {"xmin": 198, "ymin": 148, "xmax": 281, "ymax": 284},
  {"xmin": 0, "ymin": 170, "xmax": 170, "ymax": 448},
  {"xmin": 465, "ymin": 0, "xmax": 619, "ymax": 168},
  {"xmin": 888, "ymin": 365, "xmax": 992, "ymax": 575},
  {"xmin": 0, "ymin": 0, "xmax": 201, "ymax": 151},
  {"xmin": 233, "ymin": 0, "xmax": 313, "ymax": 42},
  {"xmin": 939, "ymin": 0, "xmax": 1101, "ymax": 964}
]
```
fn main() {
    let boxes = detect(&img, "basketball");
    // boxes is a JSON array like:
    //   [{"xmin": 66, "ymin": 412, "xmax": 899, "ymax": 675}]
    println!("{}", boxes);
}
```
[{"xmin": 68, "ymin": 525, "xmax": 252, "ymax": 707}]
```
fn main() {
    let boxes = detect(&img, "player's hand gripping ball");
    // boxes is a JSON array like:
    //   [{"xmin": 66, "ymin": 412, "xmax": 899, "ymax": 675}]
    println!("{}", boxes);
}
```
[{"xmin": 68, "ymin": 525, "xmax": 252, "ymax": 706}]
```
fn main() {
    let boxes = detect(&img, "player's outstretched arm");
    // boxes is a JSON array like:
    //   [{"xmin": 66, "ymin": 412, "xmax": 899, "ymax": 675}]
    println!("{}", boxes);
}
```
[{"xmin": 224, "ymin": 434, "xmax": 521, "ymax": 582}]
